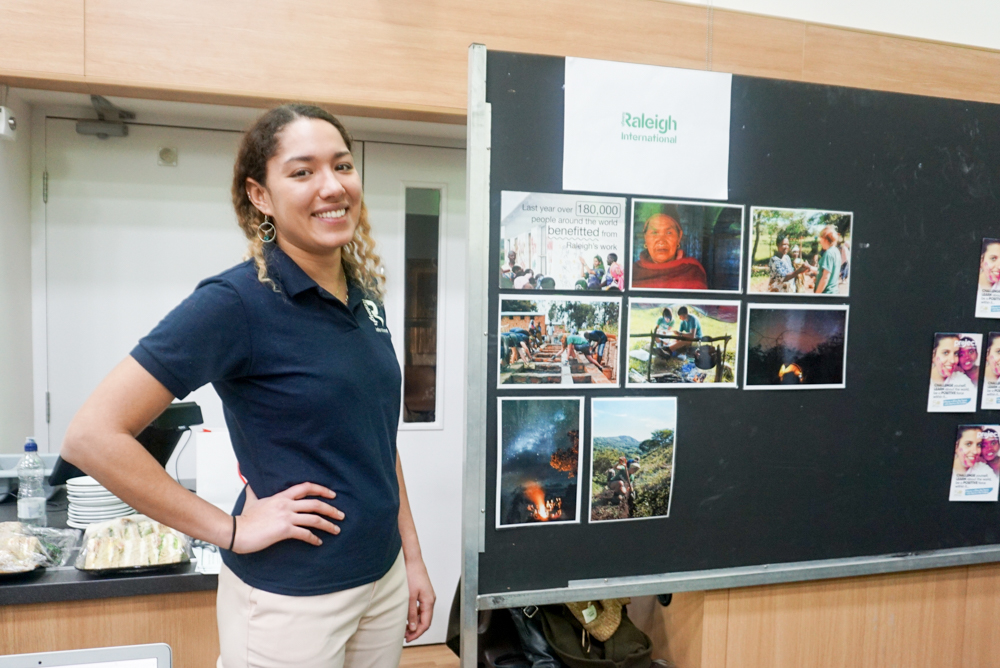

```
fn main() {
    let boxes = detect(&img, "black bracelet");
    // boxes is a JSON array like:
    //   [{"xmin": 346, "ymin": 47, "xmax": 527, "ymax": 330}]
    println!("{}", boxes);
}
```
[{"xmin": 228, "ymin": 515, "xmax": 237, "ymax": 551}]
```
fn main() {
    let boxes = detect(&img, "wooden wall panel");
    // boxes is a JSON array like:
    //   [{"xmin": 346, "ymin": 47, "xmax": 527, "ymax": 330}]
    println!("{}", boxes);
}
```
[
  {"xmin": 0, "ymin": 591, "xmax": 219, "ymax": 667},
  {"xmin": 3, "ymin": 1, "xmax": 1000, "ymax": 118},
  {"xmin": 0, "ymin": 0, "xmax": 84, "ymax": 76},
  {"xmin": 961, "ymin": 564, "xmax": 1000, "ymax": 668}
]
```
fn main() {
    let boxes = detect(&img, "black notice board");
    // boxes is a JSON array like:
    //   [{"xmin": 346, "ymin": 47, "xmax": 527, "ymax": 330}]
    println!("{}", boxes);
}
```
[{"xmin": 480, "ymin": 50, "xmax": 1000, "ymax": 596}]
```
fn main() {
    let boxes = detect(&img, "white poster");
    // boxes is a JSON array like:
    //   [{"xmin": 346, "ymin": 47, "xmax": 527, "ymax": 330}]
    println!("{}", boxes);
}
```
[
  {"xmin": 950, "ymin": 425, "xmax": 1000, "ymax": 502},
  {"xmin": 563, "ymin": 57, "xmax": 732, "ymax": 201},
  {"xmin": 928, "ymin": 333, "xmax": 982, "ymax": 413},
  {"xmin": 499, "ymin": 191, "xmax": 626, "ymax": 291}
]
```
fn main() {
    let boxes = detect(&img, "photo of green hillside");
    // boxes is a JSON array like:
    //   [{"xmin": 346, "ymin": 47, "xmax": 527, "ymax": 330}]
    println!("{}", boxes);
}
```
[{"xmin": 590, "ymin": 397, "xmax": 676, "ymax": 522}]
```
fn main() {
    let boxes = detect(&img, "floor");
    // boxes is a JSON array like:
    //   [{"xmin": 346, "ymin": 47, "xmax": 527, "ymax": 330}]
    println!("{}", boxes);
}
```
[{"xmin": 399, "ymin": 644, "xmax": 460, "ymax": 667}]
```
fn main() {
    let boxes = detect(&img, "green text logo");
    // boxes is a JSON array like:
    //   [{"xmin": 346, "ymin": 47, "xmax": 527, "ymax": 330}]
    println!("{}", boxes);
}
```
[{"xmin": 621, "ymin": 112, "xmax": 677, "ymax": 134}]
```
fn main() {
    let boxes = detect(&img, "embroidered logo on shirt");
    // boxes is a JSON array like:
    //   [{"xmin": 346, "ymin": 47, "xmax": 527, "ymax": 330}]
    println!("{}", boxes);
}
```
[{"xmin": 362, "ymin": 299, "xmax": 389, "ymax": 333}]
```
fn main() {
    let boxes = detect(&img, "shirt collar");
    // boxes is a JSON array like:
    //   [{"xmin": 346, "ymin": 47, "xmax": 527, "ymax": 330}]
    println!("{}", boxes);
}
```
[{"xmin": 266, "ymin": 245, "xmax": 362, "ymax": 305}]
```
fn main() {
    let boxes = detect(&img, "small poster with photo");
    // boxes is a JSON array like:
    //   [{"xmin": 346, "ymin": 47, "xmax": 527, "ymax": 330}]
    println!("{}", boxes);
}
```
[
  {"xmin": 629, "ymin": 199, "xmax": 744, "ymax": 293},
  {"xmin": 743, "ymin": 304, "xmax": 848, "ymax": 390},
  {"xmin": 589, "ymin": 397, "xmax": 677, "ymax": 523},
  {"xmin": 928, "ymin": 333, "xmax": 982, "ymax": 413},
  {"xmin": 982, "ymin": 333, "xmax": 1000, "ymax": 410},
  {"xmin": 499, "ymin": 296, "xmax": 622, "ymax": 389},
  {"xmin": 499, "ymin": 191, "xmax": 627, "ymax": 292},
  {"xmin": 950, "ymin": 425, "xmax": 1000, "ymax": 502},
  {"xmin": 497, "ymin": 397, "xmax": 584, "ymax": 527},
  {"xmin": 747, "ymin": 207, "xmax": 853, "ymax": 296},
  {"xmin": 975, "ymin": 239, "xmax": 1000, "ymax": 318},
  {"xmin": 626, "ymin": 298, "xmax": 740, "ymax": 388}
]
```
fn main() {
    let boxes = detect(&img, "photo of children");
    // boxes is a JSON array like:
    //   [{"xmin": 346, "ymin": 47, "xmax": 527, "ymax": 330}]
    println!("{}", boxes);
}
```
[
  {"xmin": 629, "ymin": 199, "xmax": 744, "ymax": 293},
  {"xmin": 589, "ymin": 397, "xmax": 677, "ymax": 522},
  {"xmin": 928, "ymin": 332, "xmax": 982, "ymax": 413},
  {"xmin": 747, "ymin": 207, "xmax": 853, "ymax": 296},
  {"xmin": 626, "ymin": 299, "xmax": 740, "ymax": 387},
  {"xmin": 497, "ymin": 397, "xmax": 584, "ymax": 527},
  {"xmin": 744, "ymin": 304, "xmax": 849, "ymax": 390},
  {"xmin": 499, "ymin": 297, "xmax": 621, "ymax": 388},
  {"xmin": 499, "ymin": 191, "xmax": 627, "ymax": 291},
  {"xmin": 949, "ymin": 425, "xmax": 1000, "ymax": 502},
  {"xmin": 975, "ymin": 238, "xmax": 1000, "ymax": 318},
  {"xmin": 982, "ymin": 333, "xmax": 1000, "ymax": 410}
]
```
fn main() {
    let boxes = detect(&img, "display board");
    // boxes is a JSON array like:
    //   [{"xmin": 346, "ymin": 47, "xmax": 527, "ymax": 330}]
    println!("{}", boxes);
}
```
[{"xmin": 476, "ymin": 49, "xmax": 1000, "ymax": 598}]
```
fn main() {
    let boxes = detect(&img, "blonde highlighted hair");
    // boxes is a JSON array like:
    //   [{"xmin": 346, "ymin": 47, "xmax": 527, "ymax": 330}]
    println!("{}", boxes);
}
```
[{"xmin": 231, "ymin": 104, "xmax": 385, "ymax": 299}]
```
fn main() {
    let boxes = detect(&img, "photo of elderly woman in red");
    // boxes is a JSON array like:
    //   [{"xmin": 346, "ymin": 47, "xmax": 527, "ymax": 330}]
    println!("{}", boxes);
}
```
[{"xmin": 630, "ymin": 200, "xmax": 744, "ymax": 293}]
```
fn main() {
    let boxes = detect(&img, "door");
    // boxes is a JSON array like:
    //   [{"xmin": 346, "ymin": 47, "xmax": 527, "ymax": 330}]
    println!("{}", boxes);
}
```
[
  {"xmin": 40, "ymin": 118, "xmax": 249, "ymax": 452},
  {"xmin": 363, "ymin": 142, "xmax": 467, "ymax": 645}
]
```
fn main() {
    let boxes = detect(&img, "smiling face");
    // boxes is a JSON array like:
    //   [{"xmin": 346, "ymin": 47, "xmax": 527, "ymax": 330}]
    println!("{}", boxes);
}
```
[
  {"xmin": 987, "ymin": 337, "xmax": 1000, "ymax": 380},
  {"xmin": 955, "ymin": 429, "xmax": 982, "ymax": 472},
  {"xmin": 246, "ymin": 117, "xmax": 362, "ymax": 261},
  {"xmin": 981, "ymin": 242, "xmax": 1000, "ymax": 287},
  {"xmin": 958, "ymin": 342, "xmax": 979, "ymax": 373},
  {"xmin": 932, "ymin": 337, "xmax": 960, "ymax": 381},
  {"xmin": 777, "ymin": 238, "xmax": 790, "ymax": 256},
  {"xmin": 643, "ymin": 214, "xmax": 683, "ymax": 263},
  {"xmin": 981, "ymin": 432, "xmax": 1000, "ymax": 462}
]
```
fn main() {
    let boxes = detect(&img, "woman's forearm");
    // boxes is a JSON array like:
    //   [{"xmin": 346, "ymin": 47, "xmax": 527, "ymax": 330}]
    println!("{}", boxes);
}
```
[{"xmin": 62, "ymin": 357, "xmax": 234, "ymax": 547}]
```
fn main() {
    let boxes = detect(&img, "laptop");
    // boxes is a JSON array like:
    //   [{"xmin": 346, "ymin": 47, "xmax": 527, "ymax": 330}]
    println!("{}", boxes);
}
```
[{"xmin": 0, "ymin": 644, "xmax": 171, "ymax": 668}]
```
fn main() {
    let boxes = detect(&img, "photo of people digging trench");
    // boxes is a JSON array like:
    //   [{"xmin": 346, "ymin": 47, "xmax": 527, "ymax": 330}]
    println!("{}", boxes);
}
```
[{"xmin": 498, "ymin": 297, "xmax": 621, "ymax": 387}]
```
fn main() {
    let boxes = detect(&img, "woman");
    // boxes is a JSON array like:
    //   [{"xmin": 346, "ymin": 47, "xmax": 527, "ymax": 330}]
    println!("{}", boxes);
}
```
[
  {"xmin": 957, "ymin": 336, "xmax": 981, "ymax": 386},
  {"xmin": 767, "ymin": 236, "xmax": 804, "ymax": 293},
  {"xmin": 978, "ymin": 239, "xmax": 1000, "ymax": 291},
  {"xmin": 930, "ymin": 333, "xmax": 974, "ymax": 389},
  {"xmin": 985, "ymin": 333, "xmax": 1000, "ymax": 385},
  {"xmin": 953, "ymin": 427, "xmax": 982, "ymax": 475},
  {"xmin": 62, "ymin": 105, "xmax": 434, "ymax": 667},
  {"xmin": 979, "ymin": 429, "xmax": 1000, "ymax": 476},
  {"xmin": 813, "ymin": 226, "xmax": 842, "ymax": 294},
  {"xmin": 790, "ymin": 245, "xmax": 814, "ymax": 293}
]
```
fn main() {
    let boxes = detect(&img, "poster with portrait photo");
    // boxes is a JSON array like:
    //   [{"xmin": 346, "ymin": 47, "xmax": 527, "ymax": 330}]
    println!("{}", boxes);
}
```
[
  {"xmin": 589, "ymin": 397, "xmax": 677, "ymax": 523},
  {"xmin": 743, "ymin": 304, "xmax": 848, "ymax": 390},
  {"xmin": 498, "ymin": 296, "xmax": 622, "ymax": 389},
  {"xmin": 746, "ymin": 207, "xmax": 853, "ymax": 297},
  {"xmin": 497, "ymin": 397, "xmax": 584, "ymax": 527},
  {"xmin": 982, "ymin": 333, "xmax": 1000, "ymax": 410},
  {"xmin": 949, "ymin": 425, "xmax": 1000, "ymax": 502},
  {"xmin": 976, "ymin": 239, "xmax": 1000, "ymax": 318},
  {"xmin": 625, "ymin": 298, "xmax": 740, "ymax": 388},
  {"xmin": 499, "ymin": 191, "xmax": 627, "ymax": 292},
  {"xmin": 629, "ymin": 199, "xmax": 744, "ymax": 293},
  {"xmin": 928, "ymin": 332, "xmax": 982, "ymax": 413}
]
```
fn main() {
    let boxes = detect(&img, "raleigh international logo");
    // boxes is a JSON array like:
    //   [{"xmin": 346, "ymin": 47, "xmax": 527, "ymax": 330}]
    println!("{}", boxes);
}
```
[{"xmin": 620, "ymin": 112, "xmax": 678, "ymax": 144}]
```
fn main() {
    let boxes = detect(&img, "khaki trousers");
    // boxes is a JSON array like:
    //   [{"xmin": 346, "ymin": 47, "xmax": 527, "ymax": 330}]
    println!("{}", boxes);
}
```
[{"xmin": 217, "ymin": 550, "xmax": 409, "ymax": 668}]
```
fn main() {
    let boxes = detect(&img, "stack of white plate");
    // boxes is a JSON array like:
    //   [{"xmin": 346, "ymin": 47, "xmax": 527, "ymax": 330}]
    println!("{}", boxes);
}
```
[{"xmin": 66, "ymin": 476, "xmax": 135, "ymax": 529}]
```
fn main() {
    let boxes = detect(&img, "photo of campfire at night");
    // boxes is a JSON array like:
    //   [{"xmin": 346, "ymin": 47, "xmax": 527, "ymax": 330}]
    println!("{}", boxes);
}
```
[{"xmin": 498, "ymin": 397, "xmax": 583, "ymax": 527}]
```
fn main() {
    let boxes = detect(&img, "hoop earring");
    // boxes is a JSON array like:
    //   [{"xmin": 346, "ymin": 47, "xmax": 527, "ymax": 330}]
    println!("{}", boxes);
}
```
[{"xmin": 258, "ymin": 216, "xmax": 276, "ymax": 243}]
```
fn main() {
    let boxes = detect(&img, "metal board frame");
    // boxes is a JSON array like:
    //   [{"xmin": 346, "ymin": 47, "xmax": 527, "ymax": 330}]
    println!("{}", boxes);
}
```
[{"xmin": 460, "ymin": 44, "xmax": 1000, "ymax": 662}]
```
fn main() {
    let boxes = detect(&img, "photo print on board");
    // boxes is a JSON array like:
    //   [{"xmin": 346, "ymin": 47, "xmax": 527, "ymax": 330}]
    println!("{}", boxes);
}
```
[
  {"xmin": 626, "ymin": 298, "xmax": 740, "ymax": 388},
  {"xmin": 744, "ymin": 304, "xmax": 849, "ymax": 390},
  {"xmin": 983, "ymin": 333, "xmax": 1000, "ymax": 410},
  {"xmin": 499, "ymin": 296, "xmax": 622, "ymax": 388},
  {"xmin": 499, "ymin": 191, "xmax": 627, "ymax": 292},
  {"xmin": 747, "ymin": 207, "xmax": 853, "ymax": 296},
  {"xmin": 928, "ymin": 332, "xmax": 982, "ymax": 413},
  {"xmin": 976, "ymin": 239, "xmax": 1000, "ymax": 318},
  {"xmin": 629, "ymin": 199, "xmax": 744, "ymax": 293},
  {"xmin": 589, "ymin": 397, "xmax": 677, "ymax": 523},
  {"xmin": 497, "ymin": 397, "xmax": 584, "ymax": 527},
  {"xmin": 950, "ymin": 424, "xmax": 1000, "ymax": 502}
]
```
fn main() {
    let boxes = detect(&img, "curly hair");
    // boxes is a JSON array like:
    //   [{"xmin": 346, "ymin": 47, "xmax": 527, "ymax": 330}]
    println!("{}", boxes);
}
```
[{"xmin": 231, "ymin": 103, "xmax": 385, "ymax": 298}]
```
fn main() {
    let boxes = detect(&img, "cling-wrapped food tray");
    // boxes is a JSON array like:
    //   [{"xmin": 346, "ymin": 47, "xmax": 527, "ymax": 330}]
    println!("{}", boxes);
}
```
[{"xmin": 75, "ymin": 514, "xmax": 191, "ymax": 574}]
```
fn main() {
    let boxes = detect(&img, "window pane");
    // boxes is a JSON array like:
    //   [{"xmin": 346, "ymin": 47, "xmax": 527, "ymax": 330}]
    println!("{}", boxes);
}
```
[{"xmin": 403, "ymin": 188, "xmax": 440, "ymax": 423}]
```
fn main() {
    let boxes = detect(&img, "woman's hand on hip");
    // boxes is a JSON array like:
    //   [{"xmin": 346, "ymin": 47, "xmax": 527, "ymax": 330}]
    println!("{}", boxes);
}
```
[
  {"xmin": 231, "ymin": 482, "xmax": 343, "ymax": 554},
  {"xmin": 404, "ymin": 557, "xmax": 436, "ymax": 643}
]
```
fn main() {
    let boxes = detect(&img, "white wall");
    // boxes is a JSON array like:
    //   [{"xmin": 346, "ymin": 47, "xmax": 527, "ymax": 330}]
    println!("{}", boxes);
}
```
[
  {"xmin": 0, "ymin": 91, "xmax": 33, "ymax": 454},
  {"xmin": 675, "ymin": 0, "xmax": 1000, "ymax": 51}
]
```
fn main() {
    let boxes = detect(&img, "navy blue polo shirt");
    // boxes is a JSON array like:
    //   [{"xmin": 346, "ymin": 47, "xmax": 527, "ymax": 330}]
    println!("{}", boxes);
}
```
[{"xmin": 131, "ymin": 246, "xmax": 402, "ymax": 596}]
